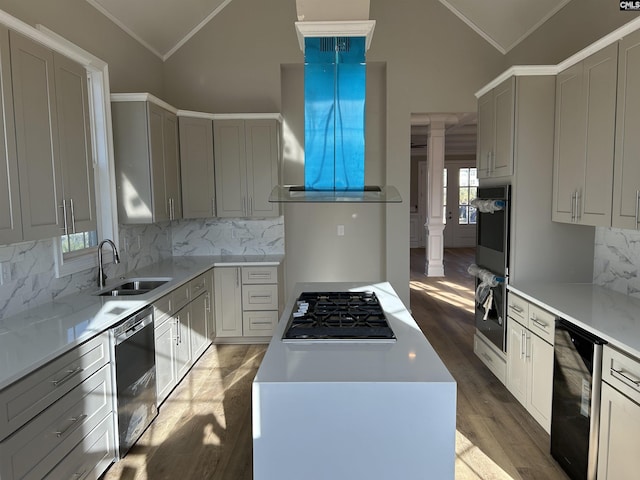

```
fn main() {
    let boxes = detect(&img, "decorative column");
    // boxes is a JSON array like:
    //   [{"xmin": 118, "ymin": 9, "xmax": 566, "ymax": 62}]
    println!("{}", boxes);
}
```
[{"xmin": 425, "ymin": 120, "xmax": 446, "ymax": 277}]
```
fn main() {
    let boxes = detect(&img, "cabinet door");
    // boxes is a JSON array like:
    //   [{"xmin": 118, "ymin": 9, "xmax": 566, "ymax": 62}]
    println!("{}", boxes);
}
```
[
  {"xmin": 11, "ymin": 31, "xmax": 63, "ymax": 241},
  {"xmin": 492, "ymin": 77, "xmax": 515, "ymax": 178},
  {"xmin": 214, "ymin": 120, "xmax": 248, "ymax": 217},
  {"xmin": 53, "ymin": 52, "xmax": 96, "ymax": 234},
  {"xmin": 179, "ymin": 116, "xmax": 215, "ymax": 218},
  {"xmin": 476, "ymin": 90, "xmax": 494, "ymax": 179},
  {"xmin": 148, "ymin": 103, "xmax": 169, "ymax": 222},
  {"xmin": 553, "ymin": 61, "xmax": 585, "ymax": 223},
  {"xmin": 175, "ymin": 307, "xmax": 192, "ymax": 381},
  {"xmin": 580, "ymin": 43, "xmax": 617, "ymax": 226},
  {"xmin": 154, "ymin": 318, "xmax": 177, "ymax": 405},
  {"xmin": 214, "ymin": 267, "xmax": 243, "ymax": 337},
  {"xmin": 613, "ymin": 30, "xmax": 640, "ymax": 229},
  {"xmin": 246, "ymin": 119, "xmax": 280, "ymax": 217},
  {"xmin": 597, "ymin": 382, "xmax": 640, "ymax": 480},
  {"xmin": 506, "ymin": 318, "xmax": 528, "ymax": 405},
  {"xmin": 528, "ymin": 333, "xmax": 553, "ymax": 433},
  {"xmin": 163, "ymin": 110, "xmax": 182, "ymax": 220},
  {"xmin": 0, "ymin": 25, "xmax": 21, "ymax": 244},
  {"xmin": 190, "ymin": 292, "xmax": 210, "ymax": 362}
]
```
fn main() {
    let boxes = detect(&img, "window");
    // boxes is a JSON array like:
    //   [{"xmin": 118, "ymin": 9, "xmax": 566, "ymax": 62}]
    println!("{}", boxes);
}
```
[
  {"xmin": 61, "ymin": 231, "xmax": 98, "ymax": 256},
  {"xmin": 458, "ymin": 167, "xmax": 478, "ymax": 225}
]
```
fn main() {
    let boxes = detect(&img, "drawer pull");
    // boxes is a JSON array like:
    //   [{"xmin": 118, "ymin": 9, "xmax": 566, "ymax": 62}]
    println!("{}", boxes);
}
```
[
  {"xmin": 531, "ymin": 318, "xmax": 548, "ymax": 330},
  {"xmin": 51, "ymin": 367, "xmax": 84, "ymax": 387},
  {"xmin": 481, "ymin": 352, "xmax": 493, "ymax": 364},
  {"xmin": 611, "ymin": 367, "xmax": 640, "ymax": 387},
  {"xmin": 509, "ymin": 304, "xmax": 523, "ymax": 314},
  {"xmin": 250, "ymin": 295, "xmax": 272, "ymax": 300},
  {"xmin": 55, "ymin": 414, "xmax": 87, "ymax": 438},
  {"xmin": 193, "ymin": 284, "xmax": 204, "ymax": 291}
]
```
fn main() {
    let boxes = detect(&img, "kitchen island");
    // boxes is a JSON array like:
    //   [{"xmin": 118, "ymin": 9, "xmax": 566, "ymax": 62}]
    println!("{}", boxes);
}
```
[{"xmin": 252, "ymin": 282, "xmax": 456, "ymax": 480}]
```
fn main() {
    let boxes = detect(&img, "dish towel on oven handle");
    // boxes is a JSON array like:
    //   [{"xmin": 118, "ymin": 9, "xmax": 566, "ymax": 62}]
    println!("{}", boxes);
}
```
[
  {"xmin": 470, "ymin": 198, "xmax": 505, "ymax": 213},
  {"xmin": 468, "ymin": 264, "xmax": 504, "ymax": 315}
]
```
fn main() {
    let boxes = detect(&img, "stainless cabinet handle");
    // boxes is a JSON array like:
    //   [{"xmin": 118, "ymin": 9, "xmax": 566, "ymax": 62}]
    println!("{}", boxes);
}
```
[
  {"xmin": 250, "ymin": 295, "xmax": 272, "ymax": 300},
  {"xmin": 71, "ymin": 469, "xmax": 87, "ymax": 480},
  {"xmin": 635, "ymin": 190, "xmax": 639, "ymax": 228},
  {"xmin": 611, "ymin": 367, "xmax": 640, "ymax": 387},
  {"xmin": 575, "ymin": 190, "xmax": 581, "ymax": 221},
  {"xmin": 531, "ymin": 317, "xmax": 548, "ymax": 330},
  {"xmin": 570, "ymin": 192, "xmax": 575, "ymax": 221},
  {"xmin": 69, "ymin": 198, "xmax": 76, "ymax": 233},
  {"xmin": 509, "ymin": 304, "xmax": 523, "ymax": 314},
  {"xmin": 481, "ymin": 352, "xmax": 493, "ymax": 363},
  {"xmin": 55, "ymin": 414, "xmax": 87, "ymax": 438},
  {"xmin": 520, "ymin": 330, "xmax": 526, "ymax": 359},
  {"xmin": 51, "ymin": 367, "xmax": 83, "ymax": 387},
  {"xmin": 525, "ymin": 334, "xmax": 531, "ymax": 359},
  {"xmin": 236, "ymin": 268, "xmax": 240, "ymax": 287},
  {"xmin": 59, "ymin": 200, "xmax": 69, "ymax": 234}
]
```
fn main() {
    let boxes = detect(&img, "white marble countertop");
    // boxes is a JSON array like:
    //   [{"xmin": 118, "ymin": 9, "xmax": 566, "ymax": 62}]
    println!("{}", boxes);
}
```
[
  {"xmin": 254, "ymin": 281, "xmax": 455, "ymax": 384},
  {"xmin": 0, "ymin": 254, "xmax": 283, "ymax": 390},
  {"xmin": 508, "ymin": 282, "xmax": 640, "ymax": 358}
]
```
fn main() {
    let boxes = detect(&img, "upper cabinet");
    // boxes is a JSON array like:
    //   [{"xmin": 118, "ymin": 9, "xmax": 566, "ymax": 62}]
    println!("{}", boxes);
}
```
[
  {"xmin": 0, "ymin": 26, "xmax": 21, "ymax": 245},
  {"xmin": 552, "ymin": 43, "xmax": 618, "ymax": 226},
  {"xmin": 613, "ymin": 29, "xmax": 640, "ymax": 230},
  {"xmin": 214, "ymin": 119, "xmax": 281, "ymax": 218},
  {"xmin": 9, "ymin": 30, "xmax": 95, "ymax": 242},
  {"xmin": 179, "ymin": 116, "xmax": 216, "ymax": 219},
  {"xmin": 476, "ymin": 77, "xmax": 515, "ymax": 179},
  {"xmin": 112, "ymin": 97, "xmax": 182, "ymax": 224}
]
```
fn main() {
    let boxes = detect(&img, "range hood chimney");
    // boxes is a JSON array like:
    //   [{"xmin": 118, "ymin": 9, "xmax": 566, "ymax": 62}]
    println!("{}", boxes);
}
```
[{"xmin": 269, "ymin": 1, "xmax": 401, "ymax": 204}]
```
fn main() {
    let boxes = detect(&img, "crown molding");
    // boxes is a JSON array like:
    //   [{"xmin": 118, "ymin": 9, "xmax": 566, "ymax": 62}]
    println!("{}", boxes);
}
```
[
  {"xmin": 295, "ymin": 20, "xmax": 376, "ymax": 52},
  {"xmin": 110, "ymin": 93, "xmax": 178, "ymax": 114},
  {"xmin": 177, "ymin": 110, "xmax": 283, "ymax": 122}
]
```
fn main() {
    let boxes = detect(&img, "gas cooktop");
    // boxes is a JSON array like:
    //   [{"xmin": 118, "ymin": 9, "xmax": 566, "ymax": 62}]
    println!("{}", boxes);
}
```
[{"xmin": 282, "ymin": 291, "xmax": 396, "ymax": 342}]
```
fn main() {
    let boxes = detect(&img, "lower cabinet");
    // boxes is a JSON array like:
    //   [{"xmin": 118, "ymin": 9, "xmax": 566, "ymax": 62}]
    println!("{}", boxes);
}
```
[
  {"xmin": 0, "ymin": 333, "xmax": 115, "ymax": 480},
  {"xmin": 473, "ymin": 332, "xmax": 507, "ymax": 384},
  {"xmin": 598, "ymin": 345, "xmax": 640, "ymax": 479},
  {"xmin": 506, "ymin": 293, "xmax": 554, "ymax": 433},
  {"xmin": 214, "ymin": 265, "xmax": 281, "ymax": 340}
]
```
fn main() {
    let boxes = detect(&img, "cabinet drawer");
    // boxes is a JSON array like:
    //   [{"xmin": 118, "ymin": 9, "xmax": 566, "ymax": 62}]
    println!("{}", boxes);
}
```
[
  {"xmin": 243, "ymin": 311, "xmax": 279, "ymax": 337},
  {"xmin": 0, "ymin": 333, "xmax": 110, "ymax": 441},
  {"xmin": 43, "ymin": 413, "xmax": 115, "ymax": 480},
  {"xmin": 474, "ymin": 333, "xmax": 506, "ymax": 384},
  {"xmin": 190, "ymin": 271, "xmax": 209, "ymax": 299},
  {"xmin": 0, "ymin": 364, "xmax": 113, "ymax": 480},
  {"xmin": 507, "ymin": 292, "xmax": 528, "ymax": 324},
  {"xmin": 242, "ymin": 284, "xmax": 278, "ymax": 311},
  {"xmin": 602, "ymin": 345, "xmax": 640, "ymax": 405},
  {"xmin": 153, "ymin": 294, "xmax": 173, "ymax": 328},
  {"xmin": 172, "ymin": 283, "xmax": 190, "ymax": 311},
  {"xmin": 527, "ymin": 304, "xmax": 555, "ymax": 344},
  {"xmin": 242, "ymin": 266, "xmax": 277, "ymax": 284}
]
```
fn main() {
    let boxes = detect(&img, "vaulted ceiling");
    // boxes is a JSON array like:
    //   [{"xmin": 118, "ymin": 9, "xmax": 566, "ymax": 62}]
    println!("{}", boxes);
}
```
[{"xmin": 85, "ymin": 0, "xmax": 572, "ymax": 60}]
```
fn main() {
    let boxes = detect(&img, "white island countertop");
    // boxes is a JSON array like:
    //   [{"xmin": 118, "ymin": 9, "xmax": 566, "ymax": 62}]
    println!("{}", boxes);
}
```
[
  {"xmin": 252, "ymin": 282, "xmax": 456, "ymax": 480},
  {"xmin": 508, "ymin": 282, "xmax": 640, "ymax": 358},
  {"xmin": 0, "ymin": 254, "xmax": 283, "ymax": 390}
]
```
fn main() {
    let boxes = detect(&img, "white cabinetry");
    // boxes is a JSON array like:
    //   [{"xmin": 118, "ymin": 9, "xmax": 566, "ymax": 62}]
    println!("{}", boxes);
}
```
[
  {"xmin": 473, "ymin": 332, "xmax": 506, "ymax": 384},
  {"xmin": 179, "ymin": 116, "xmax": 216, "ymax": 218},
  {"xmin": 505, "ymin": 293, "xmax": 555, "ymax": 432},
  {"xmin": 613, "ymin": 29, "xmax": 640, "ymax": 229},
  {"xmin": 214, "ymin": 119, "xmax": 280, "ymax": 218},
  {"xmin": 476, "ymin": 77, "xmax": 514, "ymax": 179},
  {"xmin": 112, "ymin": 96, "xmax": 182, "ymax": 224},
  {"xmin": 215, "ymin": 265, "xmax": 281, "ymax": 340},
  {"xmin": 598, "ymin": 345, "xmax": 640, "ymax": 479},
  {"xmin": 9, "ymin": 29, "xmax": 95, "ymax": 242},
  {"xmin": 0, "ymin": 333, "xmax": 115, "ymax": 480},
  {"xmin": 552, "ymin": 43, "xmax": 618, "ymax": 226}
]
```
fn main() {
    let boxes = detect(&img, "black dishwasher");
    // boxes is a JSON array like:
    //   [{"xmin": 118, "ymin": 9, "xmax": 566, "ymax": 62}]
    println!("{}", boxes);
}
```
[{"xmin": 551, "ymin": 319, "xmax": 606, "ymax": 480}]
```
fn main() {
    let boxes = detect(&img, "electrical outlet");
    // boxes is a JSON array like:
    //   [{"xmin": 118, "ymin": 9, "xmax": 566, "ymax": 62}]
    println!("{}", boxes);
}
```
[
  {"xmin": 0, "ymin": 263, "xmax": 10, "ymax": 285},
  {"xmin": 337, "ymin": 225, "xmax": 345, "ymax": 236}
]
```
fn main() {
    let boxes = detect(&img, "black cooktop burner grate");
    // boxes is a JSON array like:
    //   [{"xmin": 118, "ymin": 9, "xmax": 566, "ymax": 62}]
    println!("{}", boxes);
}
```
[{"xmin": 282, "ymin": 291, "xmax": 396, "ymax": 341}]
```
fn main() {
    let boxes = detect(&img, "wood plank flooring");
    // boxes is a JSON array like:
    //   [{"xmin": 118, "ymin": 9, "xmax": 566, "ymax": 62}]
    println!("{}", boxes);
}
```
[{"xmin": 102, "ymin": 248, "xmax": 568, "ymax": 479}]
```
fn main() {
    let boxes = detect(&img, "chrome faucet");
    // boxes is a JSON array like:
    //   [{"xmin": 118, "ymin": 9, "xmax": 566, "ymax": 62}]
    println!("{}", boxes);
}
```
[{"xmin": 97, "ymin": 239, "xmax": 121, "ymax": 288}]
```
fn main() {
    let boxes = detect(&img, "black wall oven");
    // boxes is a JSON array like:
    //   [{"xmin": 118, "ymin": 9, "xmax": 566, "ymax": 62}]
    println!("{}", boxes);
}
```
[{"xmin": 474, "ymin": 185, "xmax": 510, "ymax": 352}]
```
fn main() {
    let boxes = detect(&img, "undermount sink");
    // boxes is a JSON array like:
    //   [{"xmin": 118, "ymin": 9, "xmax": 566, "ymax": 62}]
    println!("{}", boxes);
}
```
[{"xmin": 97, "ymin": 278, "xmax": 171, "ymax": 297}]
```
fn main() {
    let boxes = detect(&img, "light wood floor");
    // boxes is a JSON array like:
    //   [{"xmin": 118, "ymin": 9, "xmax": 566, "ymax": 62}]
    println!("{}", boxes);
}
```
[{"xmin": 103, "ymin": 248, "xmax": 568, "ymax": 480}]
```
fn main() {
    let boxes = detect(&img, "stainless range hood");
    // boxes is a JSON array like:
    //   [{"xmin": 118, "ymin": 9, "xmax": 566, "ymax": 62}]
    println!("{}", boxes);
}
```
[{"xmin": 269, "ymin": 2, "xmax": 401, "ymax": 204}]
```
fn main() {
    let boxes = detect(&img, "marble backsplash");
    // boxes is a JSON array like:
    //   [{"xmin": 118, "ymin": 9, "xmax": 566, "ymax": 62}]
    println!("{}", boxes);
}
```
[
  {"xmin": 0, "ymin": 217, "xmax": 284, "ymax": 320},
  {"xmin": 172, "ymin": 217, "xmax": 285, "ymax": 256},
  {"xmin": 593, "ymin": 227, "xmax": 640, "ymax": 298}
]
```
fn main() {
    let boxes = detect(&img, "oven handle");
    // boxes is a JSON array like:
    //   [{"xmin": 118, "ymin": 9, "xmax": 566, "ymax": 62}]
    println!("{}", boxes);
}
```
[{"xmin": 114, "ymin": 315, "xmax": 153, "ymax": 346}]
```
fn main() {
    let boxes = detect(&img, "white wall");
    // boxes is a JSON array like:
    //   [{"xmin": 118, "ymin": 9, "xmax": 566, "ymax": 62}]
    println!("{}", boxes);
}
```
[{"xmin": 0, "ymin": 0, "xmax": 164, "ymax": 95}]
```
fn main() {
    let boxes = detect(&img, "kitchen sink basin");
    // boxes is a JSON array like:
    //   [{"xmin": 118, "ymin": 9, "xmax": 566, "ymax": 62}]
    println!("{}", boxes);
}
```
[{"xmin": 96, "ymin": 278, "xmax": 171, "ymax": 297}]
